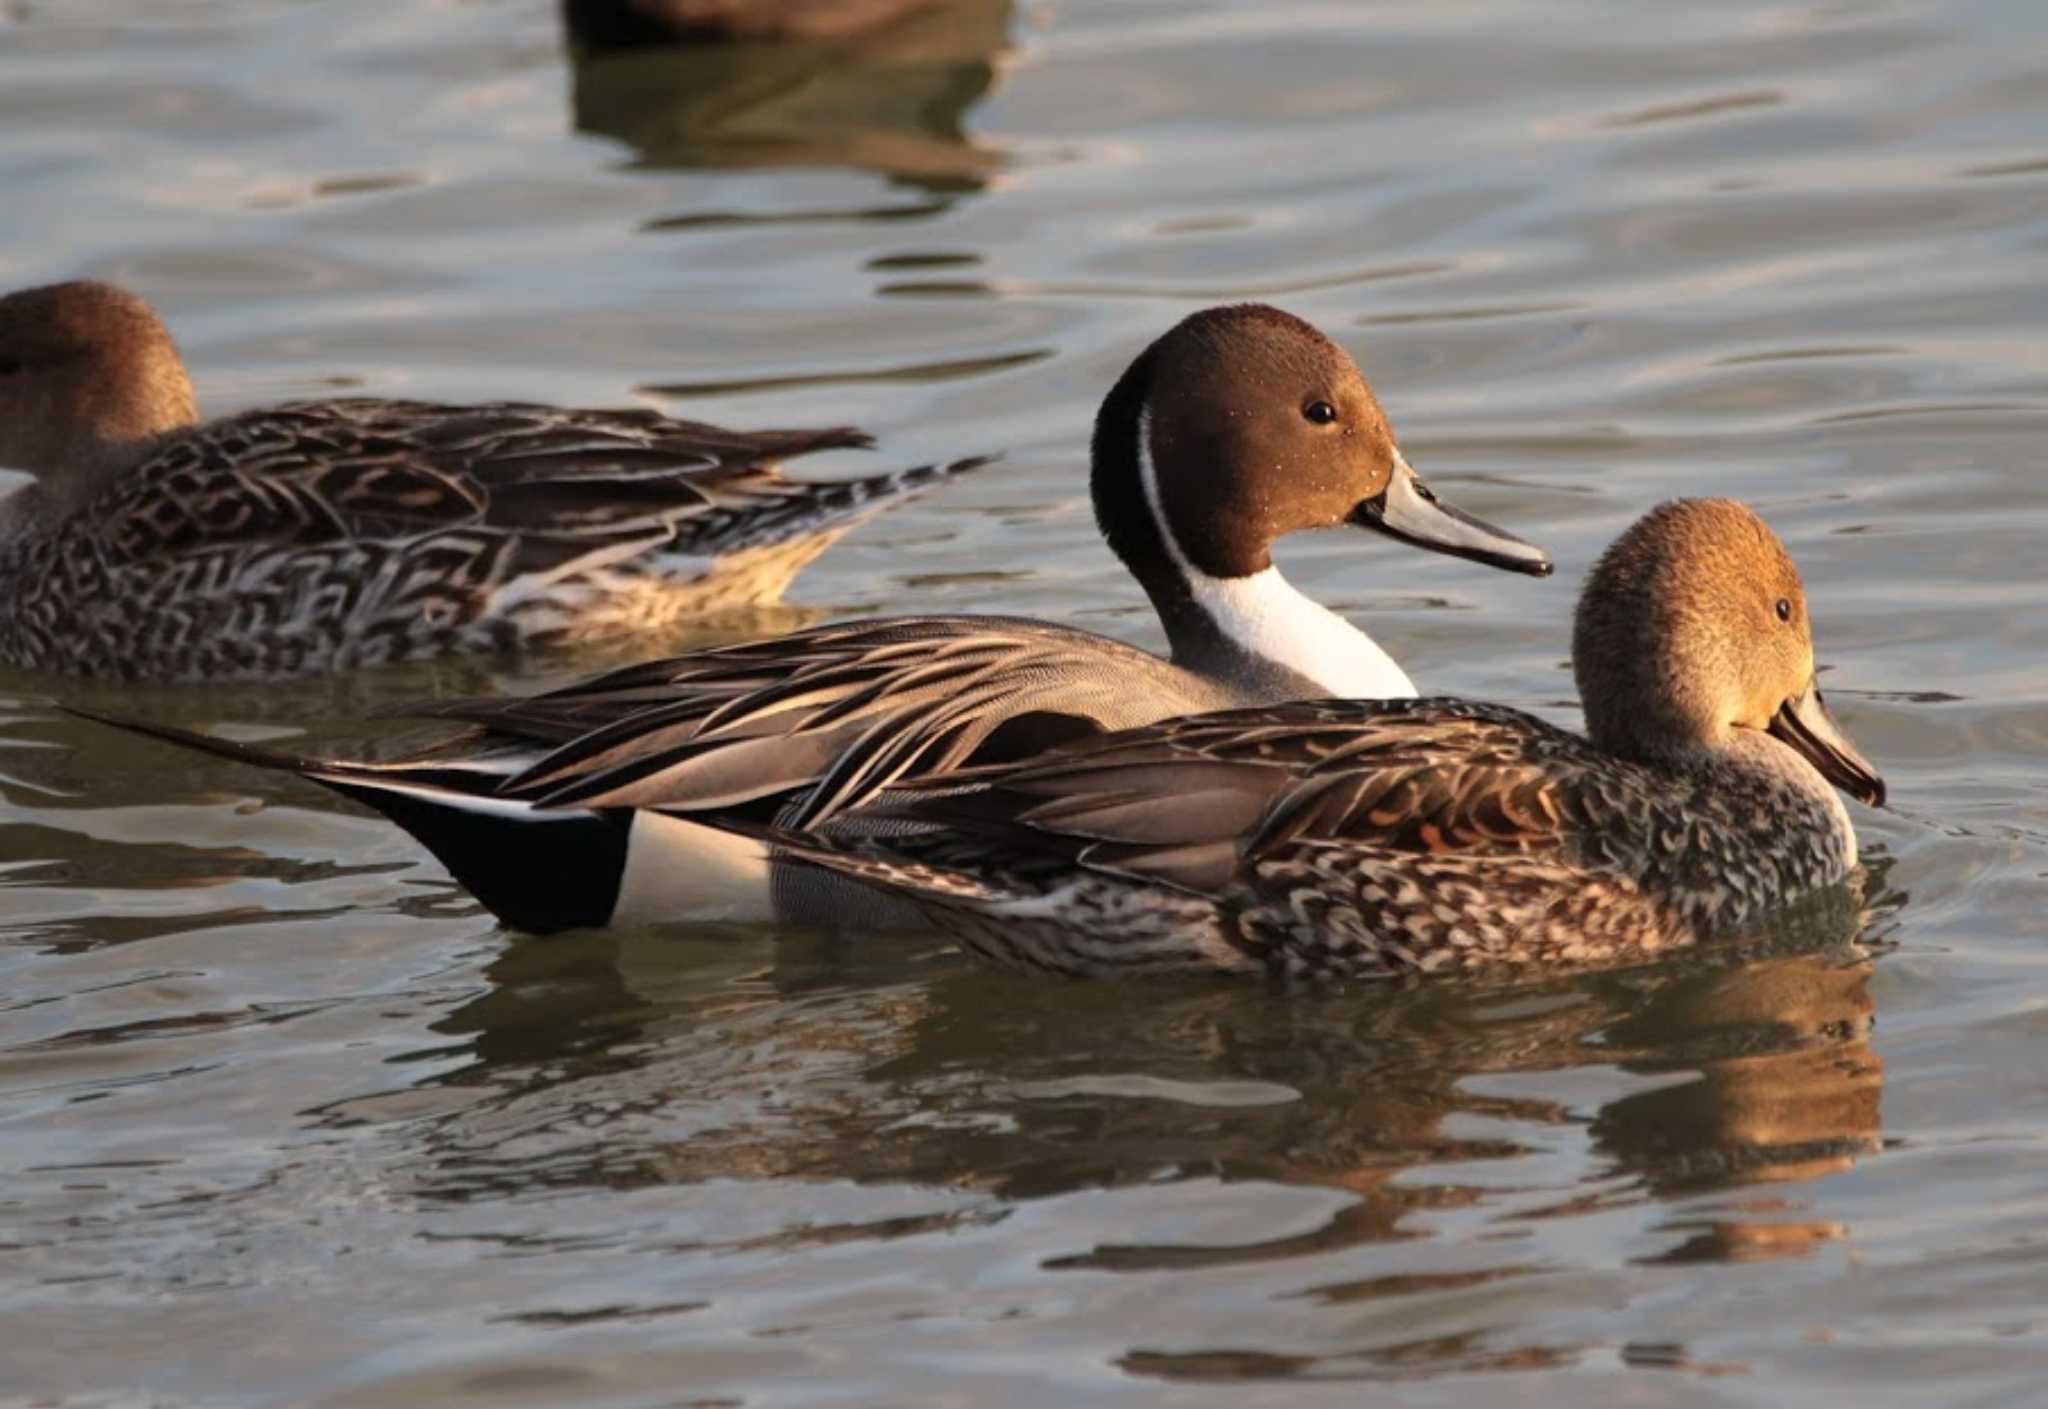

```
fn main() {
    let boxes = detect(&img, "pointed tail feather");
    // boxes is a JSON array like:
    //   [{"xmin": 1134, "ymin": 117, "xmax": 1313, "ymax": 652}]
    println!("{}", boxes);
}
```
[
  {"xmin": 64, "ymin": 705, "xmax": 337, "ymax": 778},
  {"xmin": 63, "ymin": 706, "xmax": 512, "ymax": 793},
  {"xmin": 852, "ymin": 452, "xmax": 1000, "ymax": 504},
  {"xmin": 64, "ymin": 706, "xmax": 627, "ymax": 934},
  {"xmin": 738, "ymin": 426, "xmax": 876, "ymax": 460},
  {"xmin": 724, "ymin": 453, "xmax": 1000, "ymax": 551},
  {"xmin": 795, "ymin": 452, "xmax": 1000, "ymax": 519}
]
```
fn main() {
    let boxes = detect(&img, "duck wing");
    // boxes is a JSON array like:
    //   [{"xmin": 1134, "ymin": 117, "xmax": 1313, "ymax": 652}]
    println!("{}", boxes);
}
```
[
  {"xmin": 399, "ymin": 615, "xmax": 1189, "ymax": 824},
  {"xmin": 74, "ymin": 399, "xmax": 959, "ymax": 567},
  {"xmin": 839, "ymin": 698, "xmax": 1619, "ymax": 895}
]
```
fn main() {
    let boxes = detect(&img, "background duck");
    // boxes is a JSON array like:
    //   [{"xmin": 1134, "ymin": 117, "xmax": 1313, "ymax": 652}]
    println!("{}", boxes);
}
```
[
  {"xmin": 562, "ymin": 0, "xmax": 947, "ymax": 47},
  {"xmin": 0, "ymin": 280, "xmax": 985, "ymax": 680},
  {"xmin": 77, "ymin": 303, "xmax": 1554, "ymax": 933},
  {"xmin": 566, "ymin": 0, "xmax": 1010, "ymax": 190},
  {"xmin": 762, "ymin": 499, "xmax": 1887, "ymax": 978}
]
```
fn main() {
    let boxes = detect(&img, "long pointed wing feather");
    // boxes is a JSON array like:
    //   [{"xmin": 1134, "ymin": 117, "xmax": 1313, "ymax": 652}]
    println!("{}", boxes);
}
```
[{"xmin": 395, "ymin": 617, "xmax": 1183, "ymax": 822}]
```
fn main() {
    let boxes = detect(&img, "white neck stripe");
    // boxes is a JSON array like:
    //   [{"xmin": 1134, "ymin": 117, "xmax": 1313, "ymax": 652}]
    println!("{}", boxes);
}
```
[{"xmin": 1133, "ymin": 406, "xmax": 1415, "ymax": 700}]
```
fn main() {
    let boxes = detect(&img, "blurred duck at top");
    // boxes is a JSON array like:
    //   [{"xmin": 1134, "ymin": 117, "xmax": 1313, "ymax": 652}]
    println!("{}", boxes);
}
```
[
  {"xmin": 564, "ymin": 0, "xmax": 959, "ymax": 44},
  {"xmin": 563, "ymin": 0, "xmax": 1011, "ymax": 190}
]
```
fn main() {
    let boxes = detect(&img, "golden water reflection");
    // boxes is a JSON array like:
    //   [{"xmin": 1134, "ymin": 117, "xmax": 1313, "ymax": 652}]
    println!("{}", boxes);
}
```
[{"xmin": 399, "ymin": 886, "xmax": 1887, "ymax": 1290}]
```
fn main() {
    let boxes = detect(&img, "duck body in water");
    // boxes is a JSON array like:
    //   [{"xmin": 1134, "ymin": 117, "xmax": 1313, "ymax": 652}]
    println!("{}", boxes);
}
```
[
  {"xmin": 78, "ymin": 303, "xmax": 1555, "ymax": 932},
  {"xmin": 0, "ymin": 280, "xmax": 984, "ymax": 680},
  {"xmin": 769, "ymin": 500, "xmax": 1887, "ymax": 978}
]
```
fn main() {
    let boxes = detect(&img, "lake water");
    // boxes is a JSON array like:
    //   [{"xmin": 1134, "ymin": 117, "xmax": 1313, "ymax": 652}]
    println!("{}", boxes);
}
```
[{"xmin": 4, "ymin": 1, "xmax": 2047, "ymax": 1403}]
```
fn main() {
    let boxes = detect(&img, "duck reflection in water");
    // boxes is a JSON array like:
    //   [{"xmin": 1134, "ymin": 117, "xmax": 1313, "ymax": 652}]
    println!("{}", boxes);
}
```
[
  {"xmin": 396, "ymin": 872, "xmax": 1893, "ymax": 1315},
  {"xmin": 564, "ymin": 0, "xmax": 1012, "ymax": 191}
]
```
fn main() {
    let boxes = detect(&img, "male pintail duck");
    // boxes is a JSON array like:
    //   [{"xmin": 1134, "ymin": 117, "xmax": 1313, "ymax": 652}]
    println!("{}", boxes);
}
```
[
  {"xmin": 78, "ymin": 302, "xmax": 1554, "ymax": 933},
  {"xmin": 758, "ymin": 499, "xmax": 1887, "ymax": 977},
  {"xmin": 0, "ymin": 280, "xmax": 985, "ymax": 680}
]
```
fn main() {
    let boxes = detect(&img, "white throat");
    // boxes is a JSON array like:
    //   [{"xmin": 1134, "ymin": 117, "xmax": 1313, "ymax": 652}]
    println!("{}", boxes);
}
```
[{"xmin": 1135, "ymin": 408, "xmax": 1415, "ymax": 700}]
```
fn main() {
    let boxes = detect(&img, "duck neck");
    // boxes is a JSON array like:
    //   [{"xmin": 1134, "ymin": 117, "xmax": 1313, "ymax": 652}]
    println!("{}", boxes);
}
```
[
  {"xmin": 0, "ymin": 439, "xmax": 152, "ymax": 544},
  {"xmin": 1089, "ymin": 371, "xmax": 1413, "ymax": 700},
  {"xmin": 1150, "ymin": 560, "xmax": 1413, "ymax": 701}
]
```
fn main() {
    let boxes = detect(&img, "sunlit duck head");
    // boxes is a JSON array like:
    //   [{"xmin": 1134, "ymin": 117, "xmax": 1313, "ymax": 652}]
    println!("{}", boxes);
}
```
[
  {"xmin": 1573, "ymin": 497, "xmax": 1884, "ymax": 807},
  {"xmin": 1088, "ymin": 303, "xmax": 1552, "ymax": 695}
]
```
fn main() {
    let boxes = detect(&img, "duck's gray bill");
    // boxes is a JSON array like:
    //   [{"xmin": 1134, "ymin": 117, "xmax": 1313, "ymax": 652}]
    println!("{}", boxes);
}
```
[
  {"xmin": 1351, "ymin": 455, "xmax": 1553, "ymax": 577},
  {"xmin": 1770, "ymin": 682, "xmax": 1886, "ymax": 808}
]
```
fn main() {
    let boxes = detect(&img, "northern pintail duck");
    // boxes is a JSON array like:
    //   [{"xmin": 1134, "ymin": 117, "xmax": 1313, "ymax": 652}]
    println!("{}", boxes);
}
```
[
  {"xmin": 758, "ymin": 499, "xmax": 1887, "ymax": 977},
  {"xmin": 81, "ymin": 303, "xmax": 1553, "ymax": 933},
  {"xmin": 0, "ymin": 280, "xmax": 984, "ymax": 680}
]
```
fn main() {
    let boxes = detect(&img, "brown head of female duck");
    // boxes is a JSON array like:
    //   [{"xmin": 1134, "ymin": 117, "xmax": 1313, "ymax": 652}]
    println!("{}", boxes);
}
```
[
  {"xmin": 1573, "ymin": 497, "xmax": 1885, "ymax": 871},
  {"xmin": 0, "ymin": 281, "xmax": 198, "ymax": 537}
]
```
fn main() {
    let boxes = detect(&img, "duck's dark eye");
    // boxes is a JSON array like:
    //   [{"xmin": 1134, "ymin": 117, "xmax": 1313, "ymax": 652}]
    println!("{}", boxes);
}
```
[
  {"xmin": 0, "ymin": 357, "xmax": 22, "ymax": 377},
  {"xmin": 1303, "ymin": 399, "xmax": 1337, "ymax": 425},
  {"xmin": 1775, "ymin": 597, "xmax": 1792, "ymax": 622}
]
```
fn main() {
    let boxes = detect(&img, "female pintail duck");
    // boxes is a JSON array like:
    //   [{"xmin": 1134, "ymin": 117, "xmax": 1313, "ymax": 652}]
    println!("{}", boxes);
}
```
[
  {"xmin": 0, "ymin": 279, "xmax": 985, "ymax": 680},
  {"xmin": 79, "ymin": 302, "xmax": 1553, "ymax": 933},
  {"xmin": 758, "ymin": 499, "xmax": 1887, "ymax": 977}
]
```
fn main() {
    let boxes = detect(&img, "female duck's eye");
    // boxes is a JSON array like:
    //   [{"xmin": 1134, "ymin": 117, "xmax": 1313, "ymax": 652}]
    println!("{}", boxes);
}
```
[
  {"xmin": 1303, "ymin": 399, "xmax": 1337, "ymax": 425},
  {"xmin": 0, "ymin": 357, "xmax": 22, "ymax": 377},
  {"xmin": 1775, "ymin": 597, "xmax": 1792, "ymax": 622}
]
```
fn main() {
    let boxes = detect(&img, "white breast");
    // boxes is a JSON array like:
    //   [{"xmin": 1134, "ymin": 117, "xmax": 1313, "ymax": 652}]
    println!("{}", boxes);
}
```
[
  {"xmin": 1182, "ymin": 566, "xmax": 1415, "ymax": 698},
  {"xmin": 1136, "ymin": 408, "xmax": 1416, "ymax": 700}
]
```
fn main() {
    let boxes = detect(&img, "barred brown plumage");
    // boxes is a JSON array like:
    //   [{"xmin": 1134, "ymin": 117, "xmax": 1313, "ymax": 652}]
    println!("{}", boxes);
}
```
[
  {"xmin": 764, "ymin": 502, "xmax": 1886, "ymax": 977},
  {"xmin": 0, "ymin": 281, "xmax": 988, "ymax": 679}
]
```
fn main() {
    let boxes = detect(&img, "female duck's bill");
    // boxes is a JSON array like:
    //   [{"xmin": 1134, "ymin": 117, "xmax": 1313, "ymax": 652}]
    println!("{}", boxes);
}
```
[
  {"xmin": 757, "ymin": 498, "xmax": 1886, "ymax": 979},
  {"xmin": 68, "ymin": 300, "xmax": 1556, "ymax": 935},
  {"xmin": 0, "ymin": 279, "xmax": 988, "ymax": 679},
  {"xmin": 1769, "ymin": 683, "xmax": 1884, "ymax": 807}
]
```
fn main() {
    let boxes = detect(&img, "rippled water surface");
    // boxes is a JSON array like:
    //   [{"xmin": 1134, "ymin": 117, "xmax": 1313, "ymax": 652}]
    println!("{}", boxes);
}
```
[{"xmin": 4, "ymin": 1, "xmax": 2048, "ymax": 1403}]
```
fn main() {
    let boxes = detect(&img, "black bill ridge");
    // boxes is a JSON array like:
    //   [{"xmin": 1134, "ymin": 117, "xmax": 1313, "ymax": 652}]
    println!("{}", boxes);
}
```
[
  {"xmin": 1769, "ymin": 682, "xmax": 1886, "ymax": 807},
  {"xmin": 1350, "ymin": 453, "xmax": 1553, "ymax": 578}
]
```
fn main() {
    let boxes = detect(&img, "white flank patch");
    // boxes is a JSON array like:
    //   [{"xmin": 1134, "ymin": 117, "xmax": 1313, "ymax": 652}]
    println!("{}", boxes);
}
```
[
  {"xmin": 610, "ymin": 811, "xmax": 774, "ymax": 925},
  {"xmin": 1135, "ymin": 409, "xmax": 1416, "ymax": 700}
]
